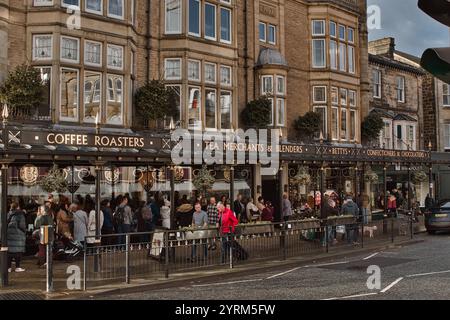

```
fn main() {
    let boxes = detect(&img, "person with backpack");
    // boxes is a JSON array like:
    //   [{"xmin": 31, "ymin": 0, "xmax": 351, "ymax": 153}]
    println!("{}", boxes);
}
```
[
  {"xmin": 114, "ymin": 196, "xmax": 133, "ymax": 245},
  {"xmin": 7, "ymin": 203, "xmax": 27, "ymax": 273},
  {"xmin": 341, "ymin": 196, "xmax": 360, "ymax": 245},
  {"xmin": 34, "ymin": 205, "xmax": 54, "ymax": 267}
]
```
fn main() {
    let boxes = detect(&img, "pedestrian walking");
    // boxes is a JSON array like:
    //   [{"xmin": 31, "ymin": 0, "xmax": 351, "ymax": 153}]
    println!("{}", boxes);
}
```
[
  {"xmin": 191, "ymin": 203, "xmax": 209, "ymax": 262},
  {"xmin": 7, "ymin": 203, "xmax": 27, "ymax": 273},
  {"xmin": 217, "ymin": 202, "xmax": 238, "ymax": 264},
  {"xmin": 341, "ymin": 196, "xmax": 360, "ymax": 245},
  {"xmin": 282, "ymin": 194, "xmax": 293, "ymax": 222},
  {"xmin": 114, "ymin": 196, "xmax": 133, "ymax": 245},
  {"xmin": 73, "ymin": 203, "xmax": 88, "ymax": 247}
]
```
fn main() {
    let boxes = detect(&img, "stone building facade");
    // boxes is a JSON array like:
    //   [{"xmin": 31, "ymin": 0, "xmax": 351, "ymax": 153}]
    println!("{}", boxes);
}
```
[
  {"xmin": 368, "ymin": 38, "xmax": 426, "ymax": 151},
  {"xmin": 0, "ymin": 0, "xmax": 368, "ymax": 141}
]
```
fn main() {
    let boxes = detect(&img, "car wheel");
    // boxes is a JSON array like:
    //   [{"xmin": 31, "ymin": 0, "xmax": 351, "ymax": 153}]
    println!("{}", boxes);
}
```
[{"xmin": 427, "ymin": 230, "xmax": 436, "ymax": 235}]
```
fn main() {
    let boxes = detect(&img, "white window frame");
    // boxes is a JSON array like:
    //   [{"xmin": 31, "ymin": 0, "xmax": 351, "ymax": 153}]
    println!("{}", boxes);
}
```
[
  {"xmin": 348, "ymin": 46, "xmax": 355, "ymax": 74},
  {"xmin": 188, "ymin": 59, "xmax": 201, "ymax": 82},
  {"xmin": 276, "ymin": 98, "xmax": 285, "ymax": 127},
  {"xmin": 312, "ymin": 39, "xmax": 326, "ymax": 69},
  {"xmin": 312, "ymin": 20, "xmax": 326, "ymax": 36},
  {"xmin": 204, "ymin": 2, "xmax": 217, "ymax": 41},
  {"xmin": 268, "ymin": 98, "xmax": 275, "ymax": 126},
  {"xmin": 261, "ymin": 75, "xmax": 274, "ymax": 95},
  {"xmin": 83, "ymin": 71, "xmax": 102, "ymax": 123},
  {"xmin": 444, "ymin": 123, "xmax": 450, "ymax": 150},
  {"xmin": 373, "ymin": 69, "xmax": 382, "ymax": 98},
  {"xmin": 107, "ymin": 0, "xmax": 125, "ymax": 20},
  {"xmin": 164, "ymin": 58, "xmax": 182, "ymax": 80},
  {"xmin": 330, "ymin": 21, "xmax": 337, "ymax": 38},
  {"xmin": 220, "ymin": 90, "xmax": 233, "ymax": 131},
  {"xmin": 84, "ymin": 40, "xmax": 102, "ymax": 67},
  {"xmin": 444, "ymin": 84, "xmax": 450, "ymax": 107},
  {"xmin": 396, "ymin": 76, "xmax": 406, "ymax": 103},
  {"xmin": 60, "ymin": 36, "xmax": 80, "ymax": 63},
  {"xmin": 330, "ymin": 40, "xmax": 338, "ymax": 70},
  {"xmin": 205, "ymin": 88, "xmax": 218, "ymax": 130},
  {"xmin": 380, "ymin": 119, "xmax": 393, "ymax": 149},
  {"xmin": 188, "ymin": 86, "xmax": 202, "ymax": 130},
  {"xmin": 85, "ymin": 0, "xmax": 103, "ymax": 15},
  {"xmin": 331, "ymin": 106, "xmax": 339, "ymax": 141},
  {"xmin": 276, "ymin": 76, "xmax": 285, "ymax": 95},
  {"xmin": 313, "ymin": 86, "xmax": 327, "ymax": 104},
  {"xmin": 268, "ymin": 24, "xmax": 276, "ymax": 45},
  {"xmin": 259, "ymin": 22, "xmax": 267, "ymax": 42},
  {"xmin": 340, "ymin": 88, "xmax": 348, "ymax": 106},
  {"xmin": 204, "ymin": 62, "xmax": 217, "ymax": 84},
  {"xmin": 107, "ymin": 44, "xmax": 124, "ymax": 70},
  {"xmin": 349, "ymin": 90, "xmax": 356, "ymax": 107},
  {"xmin": 220, "ymin": 65, "xmax": 232, "ymax": 86},
  {"xmin": 188, "ymin": 0, "xmax": 201, "ymax": 37},
  {"xmin": 331, "ymin": 87, "xmax": 339, "ymax": 105},
  {"xmin": 61, "ymin": 0, "xmax": 79, "ymax": 9},
  {"xmin": 348, "ymin": 27, "xmax": 355, "ymax": 44},
  {"xmin": 338, "ymin": 24, "xmax": 346, "ymax": 41},
  {"xmin": 340, "ymin": 108, "xmax": 348, "ymax": 141},
  {"xmin": 59, "ymin": 67, "xmax": 79, "ymax": 122},
  {"xmin": 339, "ymin": 42, "xmax": 347, "ymax": 72},
  {"xmin": 165, "ymin": 0, "xmax": 182, "ymax": 35},
  {"xmin": 349, "ymin": 109, "xmax": 357, "ymax": 141},
  {"xmin": 32, "ymin": 34, "xmax": 53, "ymax": 61},
  {"xmin": 220, "ymin": 7, "xmax": 232, "ymax": 44}
]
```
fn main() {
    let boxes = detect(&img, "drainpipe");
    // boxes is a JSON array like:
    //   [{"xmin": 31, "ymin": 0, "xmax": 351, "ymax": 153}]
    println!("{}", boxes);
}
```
[
  {"xmin": 146, "ymin": 0, "xmax": 152, "ymax": 83},
  {"xmin": 244, "ymin": 0, "xmax": 249, "ymax": 105}
]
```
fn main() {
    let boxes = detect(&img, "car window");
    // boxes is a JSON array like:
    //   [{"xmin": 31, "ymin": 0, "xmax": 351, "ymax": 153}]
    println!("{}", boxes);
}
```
[{"xmin": 441, "ymin": 202, "xmax": 450, "ymax": 209}]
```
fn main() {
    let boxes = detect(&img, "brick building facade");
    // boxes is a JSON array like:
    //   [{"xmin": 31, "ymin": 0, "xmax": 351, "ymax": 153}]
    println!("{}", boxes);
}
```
[{"xmin": 0, "ymin": 0, "xmax": 368, "ymax": 142}]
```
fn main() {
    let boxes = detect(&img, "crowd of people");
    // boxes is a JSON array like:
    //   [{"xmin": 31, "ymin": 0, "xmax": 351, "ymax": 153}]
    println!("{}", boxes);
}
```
[{"xmin": 4, "ymin": 191, "xmax": 293, "ymax": 272}]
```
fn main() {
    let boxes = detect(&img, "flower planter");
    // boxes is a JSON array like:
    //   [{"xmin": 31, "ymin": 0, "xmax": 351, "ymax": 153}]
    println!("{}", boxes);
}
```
[
  {"xmin": 177, "ymin": 229, "xmax": 218, "ymax": 241},
  {"xmin": 326, "ymin": 216, "xmax": 356, "ymax": 226},
  {"xmin": 237, "ymin": 223, "xmax": 274, "ymax": 236},
  {"xmin": 291, "ymin": 219, "xmax": 321, "ymax": 230}
]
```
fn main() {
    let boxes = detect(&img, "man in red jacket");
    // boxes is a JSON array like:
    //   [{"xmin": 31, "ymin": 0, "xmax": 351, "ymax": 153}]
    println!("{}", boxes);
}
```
[{"xmin": 217, "ymin": 202, "xmax": 238, "ymax": 263}]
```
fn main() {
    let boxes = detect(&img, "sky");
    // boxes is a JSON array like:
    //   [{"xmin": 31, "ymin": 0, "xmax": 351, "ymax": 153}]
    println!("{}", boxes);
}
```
[{"xmin": 368, "ymin": 0, "xmax": 449, "ymax": 57}]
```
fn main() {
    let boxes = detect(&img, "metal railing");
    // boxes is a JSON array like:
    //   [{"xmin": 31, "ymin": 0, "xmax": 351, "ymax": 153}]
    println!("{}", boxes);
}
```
[{"xmin": 83, "ymin": 212, "xmax": 417, "ymax": 290}]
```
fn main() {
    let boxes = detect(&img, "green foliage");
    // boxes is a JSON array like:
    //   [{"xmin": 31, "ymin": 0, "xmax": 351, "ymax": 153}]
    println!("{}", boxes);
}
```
[
  {"xmin": 361, "ymin": 113, "xmax": 384, "ymax": 142},
  {"xmin": 134, "ymin": 80, "xmax": 179, "ymax": 123},
  {"xmin": 0, "ymin": 64, "xmax": 44, "ymax": 110},
  {"xmin": 412, "ymin": 170, "xmax": 428, "ymax": 184},
  {"xmin": 192, "ymin": 165, "xmax": 215, "ymax": 194},
  {"xmin": 293, "ymin": 111, "xmax": 322, "ymax": 141},
  {"xmin": 40, "ymin": 165, "xmax": 68, "ymax": 194},
  {"xmin": 240, "ymin": 96, "xmax": 273, "ymax": 129}
]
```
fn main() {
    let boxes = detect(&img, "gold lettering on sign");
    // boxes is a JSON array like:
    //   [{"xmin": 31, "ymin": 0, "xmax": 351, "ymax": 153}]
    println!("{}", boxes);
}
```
[{"xmin": 260, "ymin": 4, "xmax": 276, "ymax": 17}]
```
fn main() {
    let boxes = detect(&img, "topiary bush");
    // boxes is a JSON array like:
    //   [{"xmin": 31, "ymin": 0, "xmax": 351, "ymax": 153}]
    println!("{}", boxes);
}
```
[
  {"xmin": 293, "ymin": 111, "xmax": 322, "ymax": 142},
  {"xmin": 240, "ymin": 96, "xmax": 273, "ymax": 129}
]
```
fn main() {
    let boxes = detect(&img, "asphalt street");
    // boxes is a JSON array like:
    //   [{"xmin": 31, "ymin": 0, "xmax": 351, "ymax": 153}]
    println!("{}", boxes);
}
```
[{"xmin": 98, "ymin": 233, "xmax": 450, "ymax": 300}]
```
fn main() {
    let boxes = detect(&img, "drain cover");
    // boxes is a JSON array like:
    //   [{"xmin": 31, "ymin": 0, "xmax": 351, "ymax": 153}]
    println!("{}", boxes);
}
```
[
  {"xmin": 319, "ymin": 257, "xmax": 416, "ymax": 271},
  {"xmin": 0, "ymin": 291, "xmax": 45, "ymax": 300}
]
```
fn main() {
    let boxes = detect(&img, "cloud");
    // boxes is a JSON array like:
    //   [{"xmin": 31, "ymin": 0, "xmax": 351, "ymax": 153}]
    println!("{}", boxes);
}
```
[{"xmin": 368, "ymin": 0, "xmax": 449, "ymax": 57}]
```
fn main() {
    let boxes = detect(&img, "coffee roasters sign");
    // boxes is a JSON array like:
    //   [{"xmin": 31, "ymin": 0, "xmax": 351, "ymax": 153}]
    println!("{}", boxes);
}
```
[{"xmin": 20, "ymin": 131, "xmax": 165, "ymax": 150}]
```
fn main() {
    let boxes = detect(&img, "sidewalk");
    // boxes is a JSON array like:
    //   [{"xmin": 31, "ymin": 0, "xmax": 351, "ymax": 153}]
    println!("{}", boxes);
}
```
[{"xmin": 0, "ymin": 236, "xmax": 425, "ymax": 300}]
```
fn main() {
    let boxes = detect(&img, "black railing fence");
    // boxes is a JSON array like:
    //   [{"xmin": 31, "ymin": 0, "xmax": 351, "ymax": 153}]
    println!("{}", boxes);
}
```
[{"xmin": 83, "ymin": 212, "xmax": 417, "ymax": 290}]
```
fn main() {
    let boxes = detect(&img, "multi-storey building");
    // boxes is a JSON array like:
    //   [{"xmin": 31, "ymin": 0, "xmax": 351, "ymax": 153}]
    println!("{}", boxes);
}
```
[{"xmin": 0, "ymin": 0, "xmax": 371, "ymax": 213}]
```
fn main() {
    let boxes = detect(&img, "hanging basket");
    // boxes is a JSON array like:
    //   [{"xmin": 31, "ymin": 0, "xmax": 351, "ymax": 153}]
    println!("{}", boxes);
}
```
[
  {"xmin": 39, "ymin": 164, "xmax": 68, "ymax": 193},
  {"xmin": 412, "ymin": 170, "xmax": 427, "ymax": 184},
  {"xmin": 292, "ymin": 166, "xmax": 311, "ymax": 186},
  {"xmin": 364, "ymin": 171, "xmax": 379, "ymax": 184},
  {"xmin": 192, "ymin": 165, "xmax": 215, "ymax": 193}
]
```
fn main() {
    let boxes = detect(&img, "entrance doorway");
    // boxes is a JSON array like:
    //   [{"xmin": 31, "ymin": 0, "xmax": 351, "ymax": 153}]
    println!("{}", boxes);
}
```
[{"xmin": 262, "ymin": 175, "xmax": 281, "ymax": 222}]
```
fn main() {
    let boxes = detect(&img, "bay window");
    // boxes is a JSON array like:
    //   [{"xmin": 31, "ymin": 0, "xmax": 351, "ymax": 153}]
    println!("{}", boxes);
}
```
[
  {"xmin": 313, "ymin": 106, "xmax": 327, "ymax": 138},
  {"xmin": 348, "ymin": 46, "xmax": 355, "ymax": 74},
  {"xmin": 220, "ymin": 65, "xmax": 232, "ymax": 86},
  {"xmin": 313, "ymin": 86, "xmax": 327, "ymax": 103},
  {"xmin": 86, "ymin": 0, "xmax": 102, "ymax": 14},
  {"xmin": 166, "ymin": 85, "xmax": 182, "ymax": 127},
  {"xmin": 350, "ymin": 110, "xmax": 356, "ymax": 141},
  {"xmin": 330, "ymin": 40, "xmax": 338, "ymax": 70},
  {"xmin": 188, "ymin": 60, "xmax": 201, "ymax": 81},
  {"xmin": 262, "ymin": 76, "xmax": 273, "ymax": 95},
  {"xmin": 107, "ymin": 44, "xmax": 124, "ymax": 70},
  {"xmin": 84, "ymin": 40, "xmax": 102, "ymax": 66},
  {"xmin": 339, "ymin": 43, "xmax": 346, "ymax": 72},
  {"xmin": 205, "ymin": 63, "xmax": 217, "ymax": 84}
]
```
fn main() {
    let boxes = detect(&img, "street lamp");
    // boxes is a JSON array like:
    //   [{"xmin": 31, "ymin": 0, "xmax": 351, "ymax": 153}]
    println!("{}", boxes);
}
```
[
  {"xmin": 0, "ymin": 103, "xmax": 8, "ymax": 287},
  {"xmin": 95, "ymin": 112, "xmax": 100, "ymax": 135}
]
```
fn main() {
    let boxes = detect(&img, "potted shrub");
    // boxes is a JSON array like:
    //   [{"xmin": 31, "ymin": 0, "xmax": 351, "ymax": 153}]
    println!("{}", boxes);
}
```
[
  {"xmin": 134, "ymin": 80, "xmax": 179, "ymax": 129},
  {"xmin": 293, "ymin": 112, "xmax": 322, "ymax": 142},
  {"xmin": 240, "ymin": 96, "xmax": 273, "ymax": 129},
  {"xmin": 361, "ymin": 113, "xmax": 384, "ymax": 146},
  {"xmin": 0, "ymin": 64, "xmax": 44, "ymax": 117}
]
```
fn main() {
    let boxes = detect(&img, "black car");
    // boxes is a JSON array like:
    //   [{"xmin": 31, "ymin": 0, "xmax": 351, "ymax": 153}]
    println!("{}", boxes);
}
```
[{"xmin": 425, "ymin": 200, "xmax": 450, "ymax": 234}]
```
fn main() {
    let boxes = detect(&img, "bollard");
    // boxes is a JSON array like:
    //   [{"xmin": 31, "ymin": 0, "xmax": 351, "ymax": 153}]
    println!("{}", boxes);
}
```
[
  {"xmin": 40, "ymin": 225, "xmax": 54, "ymax": 293},
  {"xmin": 125, "ymin": 234, "xmax": 130, "ymax": 284},
  {"xmin": 229, "ymin": 233, "xmax": 233, "ymax": 269}
]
